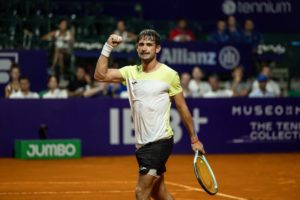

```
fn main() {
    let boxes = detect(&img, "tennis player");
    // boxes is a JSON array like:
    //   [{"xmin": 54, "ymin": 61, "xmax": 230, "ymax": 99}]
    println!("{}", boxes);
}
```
[{"xmin": 94, "ymin": 29, "xmax": 205, "ymax": 200}]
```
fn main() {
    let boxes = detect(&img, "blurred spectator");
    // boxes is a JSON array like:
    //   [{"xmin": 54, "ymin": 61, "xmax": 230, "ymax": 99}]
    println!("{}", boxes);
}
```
[
  {"xmin": 226, "ymin": 16, "xmax": 241, "ymax": 43},
  {"xmin": 68, "ymin": 66, "xmax": 90, "ymax": 97},
  {"xmin": 83, "ymin": 81, "xmax": 109, "ymax": 98},
  {"xmin": 41, "ymin": 19, "xmax": 74, "ymax": 79},
  {"xmin": 251, "ymin": 65, "xmax": 281, "ymax": 96},
  {"xmin": 241, "ymin": 19, "xmax": 262, "ymax": 49},
  {"xmin": 9, "ymin": 76, "xmax": 39, "ymax": 99},
  {"xmin": 113, "ymin": 20, "xmax": 137, "ymax": 43},
  {"xmin": 249, "ymin": 74, "xmax": 275, "ymax": 97},
  {"xmin": 42, "ymin": 75, "xmax": 68, "ymax": 99},
  {"xmin": 203, "ymin": 75, "xmax": 233, "ymax": 98},
  {"xmin": 209, "ymin": 19, "xmax": 229, "ymax": 44},
  {"xmin": 188, "ymin": 66, "xmax": 211, "ymax": 97},
  {"xmin": 180, "ymin": 72, "xmax": 192, "ymax": 97},
  {"xmin": 169, "ymin": 18, "xmax": 195, "ymax": 42},
  {"xmin": 225, "ymin": 66, "xmax": 251, "ymax": 97},
  {"xmin": 113, "ymin": 20, "xmax": 136, "ymax": 52},
  {"xmin": 5, "ymin": 64, "xmax": 21, "ymax": 98},
  {"xmin": 119, "ymin": 86, "xmax": 129, "ymax": 98},
  {"xmin": 106, "ymin": 83, "xmax": 127, "ymax": 98}
]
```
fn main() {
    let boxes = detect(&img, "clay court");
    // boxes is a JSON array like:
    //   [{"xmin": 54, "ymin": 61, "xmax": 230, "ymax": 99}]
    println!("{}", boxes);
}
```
[{"xmin": 0, "ymin": 153, "xmax": 299, "ymax": 200}]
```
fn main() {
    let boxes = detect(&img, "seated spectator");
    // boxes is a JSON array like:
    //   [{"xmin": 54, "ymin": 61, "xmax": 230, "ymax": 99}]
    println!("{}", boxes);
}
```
[
  {"xmin": 169, "ymin": 18, "xmax": 195, "ymax": 42},
  {"xmin": 106, "ymin": 83, "xmax": 127, "ymax": 98},
  {"xmin": 241, "ymin": 19, "xmax": 262, "ymax": 49},
  {"xmin": 83, "ymin": 81, "xmax": 109, "ymax": 98},
  {"xmin": 113, "ymin": 20, "xmax": 137, "ymax": 43},
  {"xmin": 5, "ymin": 63, "xmax": 21, "ymax": 98},
  {"xmin": 112, "ymin": 20, "xmax": 137, "ymax": 52},
  {"xmin": 251, "ymin": 65, "xmax": 281, "ymax": 96},
  {"xmin": 41, "ymin": 19, "xmax": 74, "ymax": 79},
  {"xmin": 180, "ymin": 72, "xmax": 192, "ymax": 97},
  {"xmin": 209, "ymin": 19, "xmax": 229, "ymax": 44},
  {"xmin": 10, "ymin": 76, "xmax": 39, "ymax": 99},
  {"xmin": 249, "ymin": 74, "xmax": 275, "ymax": 97},
  {"xmin": 188, "ymin": 66, "xmax": 211, "ymax": 97},
  {"xmin": 68, "ymin": 66, "xmax": 90, "ymax": 97},
  {"xmin": 225, "ymin": 66, "xmax": 251, "ymax": 97},
  {"xmin": 42, "ymin": 75, "xmax": 68, "ymax": 99},
  {"xmin": 226, "ymin": 15, "xmax": 242, "ymax": 43},
  {"xmin": 203, "ymin": 75, "xmax": 233, "ymax": 98}
]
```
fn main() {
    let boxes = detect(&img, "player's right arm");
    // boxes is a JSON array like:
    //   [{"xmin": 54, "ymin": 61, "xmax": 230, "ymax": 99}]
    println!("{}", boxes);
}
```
[{"xmin": 94, "ymin": 34, "xmax": 124, "ymax": 83}]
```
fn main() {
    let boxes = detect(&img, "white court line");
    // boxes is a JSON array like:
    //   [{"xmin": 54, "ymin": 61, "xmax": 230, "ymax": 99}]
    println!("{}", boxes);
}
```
[
  {"xmin": 166, "ymin": 181, "xmax": 248, "ymax": 200},
  {"xmin": 0, "ymin": 190, "xmax": 133, "ymax": 195},
  {"xmin": 0, "ymin": 181, "xmax": 135, "ymax": 185},
  {"xmin": 0, "ymin": 189, "xmax": 189, "ymax": 196},
  {"xmin": 0, "ymin": 180, "xmax": 248, "ymax": 200}
]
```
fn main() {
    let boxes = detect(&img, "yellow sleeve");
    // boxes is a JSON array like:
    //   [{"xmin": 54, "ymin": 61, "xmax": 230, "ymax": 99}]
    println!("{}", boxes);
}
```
[
  {"xmin": 169, "ymin": 72, "xmax": 182, "ymax": 96},
  {"xmin": 119, "ymin": 66, "xmax": 130, "ymax": 80}
]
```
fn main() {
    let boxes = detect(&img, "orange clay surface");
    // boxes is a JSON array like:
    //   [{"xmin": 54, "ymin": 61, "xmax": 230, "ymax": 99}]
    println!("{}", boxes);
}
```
[{"xmin": 0, "ymin": 153, "xmax": 299, "ymax": 200}]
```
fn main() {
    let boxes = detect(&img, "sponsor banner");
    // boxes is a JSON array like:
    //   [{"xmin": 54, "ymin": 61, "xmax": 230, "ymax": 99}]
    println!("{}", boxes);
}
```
[
  {"xmin": 15, "ymin": 139, "xmax": 81, "ymax": 159},
  {"xmin": 157, "ymin": 42, "xmax": 252, "ymax": 74},
  {"xmin": 142, "ymin": 0, "xmax": 299, "ymax": 32},
  {"xmin": 74, "ymin": 42, "xmax": 252, "ymax": 74},
  {"xmin": 0, "ymin": 50, "xmax": 48, "ymax": 97},
  {"xmin": 0, "ymin": 98, "xmax": 299, "ymax": 157}
]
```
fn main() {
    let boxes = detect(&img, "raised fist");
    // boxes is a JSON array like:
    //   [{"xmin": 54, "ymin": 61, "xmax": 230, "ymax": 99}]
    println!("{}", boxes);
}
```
[{"xmin": 107, "ymin": 34, "xmax": 123, "ymax": 47}]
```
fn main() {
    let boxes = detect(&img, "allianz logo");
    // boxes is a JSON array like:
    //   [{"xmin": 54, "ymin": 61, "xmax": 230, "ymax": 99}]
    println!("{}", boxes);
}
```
[
  {"xmin": 222, "ymin": 0, "xmax": 292, "ymax": 15},
  {"xmin": 26, "ymin": 143, "xmax": 76, "ymax": 157},
  {"xmin": 160, "ymin": 46, "xmax": 239, "ymax": 70}
]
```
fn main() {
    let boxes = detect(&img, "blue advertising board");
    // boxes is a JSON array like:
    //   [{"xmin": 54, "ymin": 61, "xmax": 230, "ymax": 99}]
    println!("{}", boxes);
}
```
[
  {"xmin": 74, "ymin": 42, "xmax": 253, "ymax": 74},
  {"xmin": 0, "ymin": 50, "xmax": 48, "ymax": 97},
  {"xmin": 157, "ymin": 42, "xmax": 252, "ymax": 74},
  {"xmin": 0, "ymin": 98, "xmax": 299, "ymax": 157}
]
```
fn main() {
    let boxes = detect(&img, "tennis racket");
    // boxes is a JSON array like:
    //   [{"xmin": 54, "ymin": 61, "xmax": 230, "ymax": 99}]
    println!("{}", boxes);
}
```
[{"xmin": 193, "ymin": 150, "xmax": 218, "ymax": 195}]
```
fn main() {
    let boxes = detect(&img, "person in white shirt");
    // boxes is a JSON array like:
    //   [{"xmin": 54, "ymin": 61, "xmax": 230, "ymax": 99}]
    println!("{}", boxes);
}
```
[
  {"xmin": 10, "ymin": 76, "xmax": 39, "ymax": 99},
  {"xmin": 188, "ymin": 66, "xmax": 211, "ymax": 97},
  {"xmin": 203, "ymin": 74, "xmax": 233, "ymax": 98},
  {"xmin": 251, "ymin": 65, "xmax": 281, "ymax": 96},
  {"xmin": 41, "ymin": 19, "xmax": 74, "ymax": 79},
  {"xmin": 224, "ymin": 66, "xmax": 251, "ymax": 97},
  {"xmin": 249, "ymin": 74, "xmax": 275, "ymax": 97},
  {"xmin": 42, "ymin": 75, "xmax": 68, "ymax": 99},
  {"xmin": 113, "ymin": 20, "xmax": 137, "ymax": 52},
  {"xmin": 180, "ymin": 72, "xmax": 192, "ymax": 97},
  {"xmin": 5, "ymin": 64, "xmax": 21, "ymax": 98}
]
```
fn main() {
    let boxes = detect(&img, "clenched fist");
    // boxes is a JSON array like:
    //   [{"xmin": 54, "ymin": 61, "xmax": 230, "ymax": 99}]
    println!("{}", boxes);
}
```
[{"xmin": 107, "ymin": 34, "xmax": 123, "ymax": 47}]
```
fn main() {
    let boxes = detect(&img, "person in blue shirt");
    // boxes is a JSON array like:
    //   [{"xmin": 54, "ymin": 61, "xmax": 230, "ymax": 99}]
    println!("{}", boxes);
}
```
[
  {"xmin": 210, "ymin": 19, "xmax": 229, "ymax": 44},
  {"xmin": 249, "ymin": 74, "xmax": 275, "ymax": 97},
  {"xmin": 241, "ymin": 19, "xmax": 262, "ymax": 49},
  {"xmin": 226, "ymin": 15, "xmax": 242, "ymax": 43}
]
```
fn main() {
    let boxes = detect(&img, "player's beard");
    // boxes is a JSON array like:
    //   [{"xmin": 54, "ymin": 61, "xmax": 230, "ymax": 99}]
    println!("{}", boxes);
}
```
[{"xmin": 139, "ymin": 53, "xmax": 156, "ymax": 64}]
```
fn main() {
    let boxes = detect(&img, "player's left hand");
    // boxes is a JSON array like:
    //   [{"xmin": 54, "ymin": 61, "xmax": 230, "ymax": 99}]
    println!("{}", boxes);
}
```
[{"xmin": 191, "ymin": 140, "xmax": 205, "ymax": 155}]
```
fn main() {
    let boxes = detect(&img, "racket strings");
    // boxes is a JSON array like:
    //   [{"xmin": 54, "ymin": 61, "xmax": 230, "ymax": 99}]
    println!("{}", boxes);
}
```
[{"xmin": 196, "ymin": 157, "xmax": 217, "ymax": 193}]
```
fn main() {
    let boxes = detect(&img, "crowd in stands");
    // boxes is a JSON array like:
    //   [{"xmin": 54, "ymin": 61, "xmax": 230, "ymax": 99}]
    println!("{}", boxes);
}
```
[
  {"xmin": 4, "ymin": 62, "xmax": 282, "ymax": 99},
  {"xmin": 3, "ymin": 14, "xmax": 281, "ymax": 99}
]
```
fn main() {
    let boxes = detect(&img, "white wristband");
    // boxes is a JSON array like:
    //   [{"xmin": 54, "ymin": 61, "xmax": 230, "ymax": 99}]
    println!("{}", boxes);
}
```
[{"xmin": 101, "ymin": 42, "xmax": 113, "ymax": 57}]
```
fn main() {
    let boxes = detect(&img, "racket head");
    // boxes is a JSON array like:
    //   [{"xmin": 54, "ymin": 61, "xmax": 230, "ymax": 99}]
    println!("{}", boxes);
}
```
[{"xmin": 193, "ymin": 150, "xmax": 218, "ymax": 195}]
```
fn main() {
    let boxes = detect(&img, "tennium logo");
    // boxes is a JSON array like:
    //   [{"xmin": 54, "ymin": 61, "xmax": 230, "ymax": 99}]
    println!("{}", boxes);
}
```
[
  {"xmin": 222, "ymin": 0, "xmax": 292, "ymax": 15},
  {"xmin": 218, "ymin": 46, "xmax": 240, "ymax": 70},
  {"xmin": 222, "ymin": 0, "xmax": 237, "ymax": 15}
]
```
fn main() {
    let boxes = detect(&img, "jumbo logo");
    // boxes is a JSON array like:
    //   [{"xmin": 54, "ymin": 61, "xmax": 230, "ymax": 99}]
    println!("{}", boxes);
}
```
[{"xmin": 26, "ymin": 143, "xmax": 77, "ymax": 157}]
